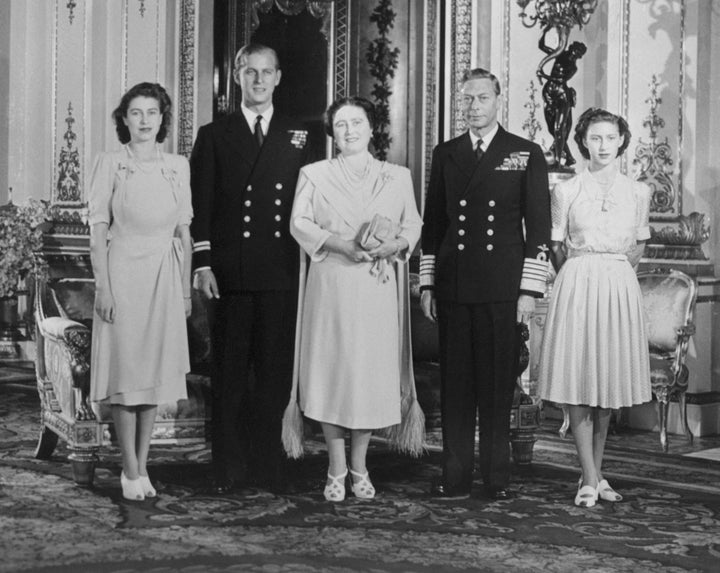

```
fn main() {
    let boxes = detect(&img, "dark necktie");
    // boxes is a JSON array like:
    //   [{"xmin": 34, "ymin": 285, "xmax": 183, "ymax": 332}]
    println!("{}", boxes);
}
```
[
  {"xmin": 475, "ymin": 138, "xmax": 484, "ymax": 161},
  {"xmin": 254, "ymin": 115, "xmax": 264, "ymax": 148}
]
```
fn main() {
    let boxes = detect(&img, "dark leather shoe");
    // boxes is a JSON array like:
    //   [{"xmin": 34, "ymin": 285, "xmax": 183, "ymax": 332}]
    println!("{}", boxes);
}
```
[
  {"xmin": 485, "ymin": 487, "xmax": 515, "ymax": 501},
  {"xmin": 430, "ymin": 481, "xmax": 471, "ymax": 499},
  {"xmin": 206, "ymin": 478, "xmax": 241, "ymax": 495}
]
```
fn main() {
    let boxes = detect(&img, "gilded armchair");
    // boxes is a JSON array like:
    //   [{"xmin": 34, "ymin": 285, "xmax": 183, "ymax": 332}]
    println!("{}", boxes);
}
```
[
  {"xmin": 638, "ymin": 269, "xmax": 697, "ymax": 452},
  {"xmin": 33, "ymin": 254, "xmax": 212, "ymax": 486}
]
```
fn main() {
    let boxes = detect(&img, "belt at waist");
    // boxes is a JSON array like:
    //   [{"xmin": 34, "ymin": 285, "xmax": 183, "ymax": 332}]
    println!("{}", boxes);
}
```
[{"xmin": 567, "ymin": 250, "xmax": 627, "ymax": 262}]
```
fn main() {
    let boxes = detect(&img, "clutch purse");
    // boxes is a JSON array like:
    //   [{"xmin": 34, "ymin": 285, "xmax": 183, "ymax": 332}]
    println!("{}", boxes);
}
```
[
  {"xmin": 359, "ymin": 214, "xmax": 400, "ymax": 250},
  {"xmin": 358, "ymin": 214, "xmax": 401, "ymax": 284}
]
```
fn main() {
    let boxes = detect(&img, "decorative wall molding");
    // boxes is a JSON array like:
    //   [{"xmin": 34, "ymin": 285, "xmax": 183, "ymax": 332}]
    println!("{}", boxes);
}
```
[
  {"xmin": 366, "ymin": 0, "xmax": 400, "ymax": 160},
  {"xmin": 633, "ymin": 75, "xmax": 679, "ymax": 218},
  {"xmin": 66, "ymin": 0, "xmax": 77, "ymax": 25},
  {"xmin": 626, "ymin": 0, "xmax": 685, "ymax": 222},
  {"xmin": 502, "ymin": 0, "xmax": 511, "ymax": 128},
  {"xmin": 521, "ymin": 79, "xmax": 543, "ymax": 145},
  {"xmin": 422, "ymin": 0, "xmax": 438, "ymax": 206},
  {"xmin": 333, "ymin": 0, "xmax": 349, "ymax": 100},
  {"xmin": 55, "ymin": 102, "xmax": 81, "ymax": 204},
  {"xmin": 52, "ymin": 0, "xmax": 86, "ymax": 217},
  {"xmin": 450, "ymin": 0, "xmax": 472, "ymax": 137},
  {"xmin": 178, "ymin": 0, "xmax": 196, "ymax": 158}
]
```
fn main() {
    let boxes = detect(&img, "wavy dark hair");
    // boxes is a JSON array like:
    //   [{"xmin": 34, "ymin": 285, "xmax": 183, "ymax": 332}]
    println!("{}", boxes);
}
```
[
  {"xmin": 112, "ymin": 82, "xmax": 172, "ymax": 144},
  {"xmin": 573, "ymin": 107, "xmax": 631, "ymax": 160},
  {"xmin": 324, "ymin": 96, "xmax": 377, "ymax": 138}
]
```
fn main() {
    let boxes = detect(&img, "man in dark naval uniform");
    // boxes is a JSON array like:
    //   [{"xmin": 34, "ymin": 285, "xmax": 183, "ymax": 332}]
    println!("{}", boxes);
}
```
[
  {"xmin": 420, "ymin": 68, "xmax": 550, "ymax": 500},
  {"xmin": 190, "ymin": 43, "xmax": 310, "ymax": 493}
]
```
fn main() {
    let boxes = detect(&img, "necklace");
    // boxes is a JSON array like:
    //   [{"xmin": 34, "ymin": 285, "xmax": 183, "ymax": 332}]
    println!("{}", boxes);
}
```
[
  {"xmin": 589, "ymin": 169, "xmax": 617, "ymax": 212},
  {"xmin": 338, "ymin": 153, "xmax": 372, "ymax": 187},
  {"xmin": 126, "ymin": 144, "xmax": 161, "ymax": 173}
]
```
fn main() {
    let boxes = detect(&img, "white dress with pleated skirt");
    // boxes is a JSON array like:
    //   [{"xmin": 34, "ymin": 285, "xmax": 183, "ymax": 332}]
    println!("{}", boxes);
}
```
[
  {"xmin": 88, "ymin": 147, "xmax": 192, "ymax": 406},
  {"xmin": 538, "ymin": 169, "xmax": 652, "ymax": 409}
]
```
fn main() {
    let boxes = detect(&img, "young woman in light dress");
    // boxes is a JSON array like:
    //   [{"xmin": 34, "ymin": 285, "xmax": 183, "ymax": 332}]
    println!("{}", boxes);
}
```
[
  {"xmin": 89, "ymin": 83, "xmax": 193, "ymax": 501},
  {"xmin": 538, "ymin": 108, "xmax": 651, "ymax": 507}
]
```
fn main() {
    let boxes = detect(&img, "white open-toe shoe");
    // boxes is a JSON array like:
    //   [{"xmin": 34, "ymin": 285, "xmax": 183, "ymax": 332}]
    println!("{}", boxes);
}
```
[
  {"xmin": 324, "ymin": 468, "xmax": 348, "ymax": 502},
  {"xmin": 349, "ymin": 467, "xmax": 376, "ymax": 499}
]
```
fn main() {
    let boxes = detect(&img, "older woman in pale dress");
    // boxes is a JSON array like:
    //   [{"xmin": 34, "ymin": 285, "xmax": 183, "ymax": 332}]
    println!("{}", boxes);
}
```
[
  {"xmin": 286, "ymin": 96, "xmax": 423, "ymax": 501},
  {"xmin": 538, "ymin": 108, "xmax": 651, "ymax": 507}
]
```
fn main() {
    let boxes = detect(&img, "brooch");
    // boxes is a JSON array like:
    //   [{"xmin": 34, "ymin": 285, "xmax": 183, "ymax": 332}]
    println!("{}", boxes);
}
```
[
  {"xmin": 288, "ymin": 130, "xmax": 308, "ymax": 149},
  {"xmin": 495, "ymin": 151, "xmax": 530, "ymax": 171}
]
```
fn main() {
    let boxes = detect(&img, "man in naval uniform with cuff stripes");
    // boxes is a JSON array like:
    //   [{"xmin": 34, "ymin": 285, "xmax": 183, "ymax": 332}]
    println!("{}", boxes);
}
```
[
  {"xmin": 420, "ymin": 68, "xmax": 550, "ymax": 500},
  {"xmin": 190, "ymin": 43, "xmax": 311, "ymax": 494}
]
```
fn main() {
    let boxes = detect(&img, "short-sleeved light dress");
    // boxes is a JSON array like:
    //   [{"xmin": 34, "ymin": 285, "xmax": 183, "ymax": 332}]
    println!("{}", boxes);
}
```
[
  {"xmin": 290, "ymin": 155, "xmax": 423, "ymax": 429},
  {"xmin": 88, "ymin": 146, "xmax": 192, "ymax": 406},
  {"xmin": 538, "ymin": 169, "xmax": 652, "ymax": 409}
]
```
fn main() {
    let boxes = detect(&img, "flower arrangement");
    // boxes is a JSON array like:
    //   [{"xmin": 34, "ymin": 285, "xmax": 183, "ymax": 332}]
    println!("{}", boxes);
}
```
[{"xmin": 0, "ymin": 198, "xmax": 53, "ymax": 298}]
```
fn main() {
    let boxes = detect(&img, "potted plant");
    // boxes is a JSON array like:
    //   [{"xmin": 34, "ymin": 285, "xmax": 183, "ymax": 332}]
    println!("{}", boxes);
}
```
[{"xmin": 0, "ymin": 195, "xmax": 53, "ymax": 346}]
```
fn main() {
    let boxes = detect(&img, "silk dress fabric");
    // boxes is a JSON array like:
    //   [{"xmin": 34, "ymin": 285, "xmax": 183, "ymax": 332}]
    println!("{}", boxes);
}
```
[
  {"xmin": 290, "ymin": 155, "xmax": 423, "ymax": 429},
  {"xmin": 88, "ymin": 147, "xmax": 192, "ymax": 406},
  {"xmin": 538, "ymin": 169, "xmax": 652, "ymax": 409}
]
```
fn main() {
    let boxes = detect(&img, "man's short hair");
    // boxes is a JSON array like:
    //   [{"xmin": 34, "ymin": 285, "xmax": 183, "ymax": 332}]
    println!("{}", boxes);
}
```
[
  {"xmin": 461, "ymin": 68, "xmax": 501, "ymax": 96},
  {"xmin": 234, "ymin": 43, "xmax": 280, "ymax": 70}
]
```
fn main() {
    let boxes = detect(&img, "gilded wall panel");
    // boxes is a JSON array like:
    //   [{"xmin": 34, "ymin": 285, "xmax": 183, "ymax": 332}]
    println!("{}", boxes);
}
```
[
  {"xmin": 626, "ymin": 0, "xmax": 684, "ymax": 221},
  {"xmin": 124, "ymin": 0, "xmax": 165, "ymax": 90},
  {"xmin": 53, "ymin": 0, "xmax": 87, "ymax": 207}
]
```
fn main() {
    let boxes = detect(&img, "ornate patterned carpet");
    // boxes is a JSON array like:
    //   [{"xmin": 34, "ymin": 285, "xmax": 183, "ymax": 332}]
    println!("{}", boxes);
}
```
[{"xmin": 2, "ymin": 380, "xmax": 720, "ymax": 573}]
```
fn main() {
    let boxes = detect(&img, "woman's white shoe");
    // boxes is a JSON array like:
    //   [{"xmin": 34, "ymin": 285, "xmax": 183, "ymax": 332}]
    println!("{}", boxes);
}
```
[
  {"xmin": 139, "ymin": 474, "xmax": 157, "ymax": 498},
  {"xmin": 324, "ymin": 469, "xmax": 348, "ymax": 502},
  {"xmin": 121, "ymin": 471, "xmax": 145, "ymax": 501},
  {"xmin": 574, "ymin": 482, "xmax": 598, "ymax": 507},
  {"xmin": 349, "ymin": 468, "xmax": 376, "ymax": 499},
  {"xmin": 596, "ymin": 479, "xmax": 622, "ymax": 502}
]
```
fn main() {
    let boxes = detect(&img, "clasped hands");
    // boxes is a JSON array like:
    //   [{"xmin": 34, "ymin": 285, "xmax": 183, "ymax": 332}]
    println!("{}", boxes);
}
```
[{"xmin": 342, "ymin": 235, "xmax": 401, "ymax": 263}]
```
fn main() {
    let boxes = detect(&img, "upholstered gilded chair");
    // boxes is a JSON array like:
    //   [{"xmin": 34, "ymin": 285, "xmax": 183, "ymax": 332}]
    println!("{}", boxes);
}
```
[
  {"xmin": 33, "ymin": 257, "xmax": 212, "ymax": 486},
  {"xmin": 638, "ymin": 269, "xmax": 697, "ymax": 452}
]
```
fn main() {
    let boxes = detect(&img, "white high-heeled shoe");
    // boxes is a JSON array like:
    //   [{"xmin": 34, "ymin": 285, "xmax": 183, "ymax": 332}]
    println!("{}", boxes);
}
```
[
  {"xmin": 121, "ymin": 471, "xmax": 145, "ymax": 501},
  {"xmin": 349, "ymin": 467, "xmax": 376, "ymax": 499},
  {"xmin": 574, "ymin": 478, "xmax": 598, "ymax": 508},
  {"xmin": 138, "ymin": 474, "xmax": 157, "ymax": 498},
  {"xmin": 596, "ymin": 479, "xmax": 622, "ymax": 502},
  {"xmin": 324, "ymin": 468, "xmax": 348, "ymax": 502}
]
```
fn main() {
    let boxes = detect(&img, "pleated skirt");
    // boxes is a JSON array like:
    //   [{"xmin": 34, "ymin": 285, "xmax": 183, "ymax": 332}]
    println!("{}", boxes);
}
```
[{"xmin": 537, "ymin": 253, "xmax": 651, "ymax": 409}]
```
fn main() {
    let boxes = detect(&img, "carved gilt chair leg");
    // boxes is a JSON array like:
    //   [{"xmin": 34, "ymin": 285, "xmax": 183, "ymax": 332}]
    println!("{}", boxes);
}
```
[
  {"xmin": 35, "ymin": 426, "xmax": 59, "ymax": 460},
  {"xmin": 678, "ymin": 392, "xmax": 694, "ymax": 445},
  {"xmin": 73, "ymin": 387, "xmax": 96, "ymax": 422},
  {"xmin": 68, "ymin": 448, "xmax": 99, "ymax": 486}
]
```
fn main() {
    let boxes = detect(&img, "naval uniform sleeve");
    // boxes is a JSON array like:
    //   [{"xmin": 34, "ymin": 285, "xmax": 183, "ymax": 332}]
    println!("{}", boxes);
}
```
[
  {"xmin": 419, "ymin": 145, "xmax": 448, "ymax": 291},
  {"xmin": 519, "ymin": 143, "xmax": 551, "ymax": 297},
  {"xmin": 290, "ymin": 167, "xmax": 332, "ymax": 262},
  {"xmin": 189, "ymin": 125, "xmax": 214, "ymax": 271}
]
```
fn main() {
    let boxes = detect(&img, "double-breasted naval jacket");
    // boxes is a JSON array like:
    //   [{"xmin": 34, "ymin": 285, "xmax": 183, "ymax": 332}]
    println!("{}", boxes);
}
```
[
  {"xmin": 190, "ymin": 112, "xmax": 310, "ymax": 293},
  {"xmin": 420, "ymin": 126, "xmax": 551, "ymax": 303}
]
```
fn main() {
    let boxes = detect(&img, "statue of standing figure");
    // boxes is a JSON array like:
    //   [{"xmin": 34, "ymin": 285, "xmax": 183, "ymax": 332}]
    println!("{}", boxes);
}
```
[{"xmin": 537, "ymin": 25, "xmax": 587, "ymax": 171}]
